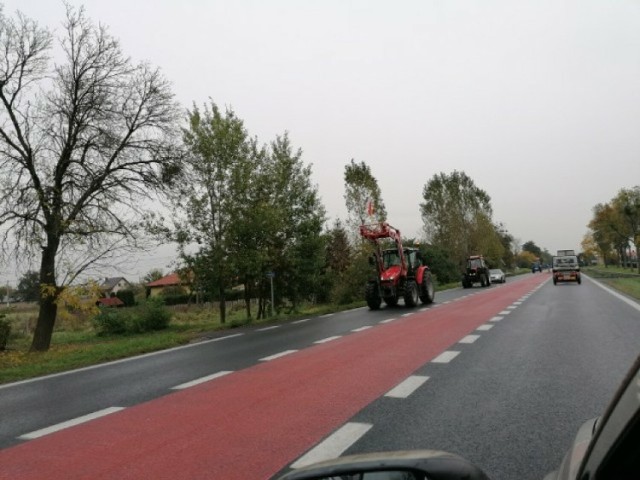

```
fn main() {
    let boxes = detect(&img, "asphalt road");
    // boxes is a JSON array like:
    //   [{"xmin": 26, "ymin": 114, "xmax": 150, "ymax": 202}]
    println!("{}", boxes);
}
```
[{"xmin": 0, "ymin": 273, "xmax": 638, "ymax": 480}]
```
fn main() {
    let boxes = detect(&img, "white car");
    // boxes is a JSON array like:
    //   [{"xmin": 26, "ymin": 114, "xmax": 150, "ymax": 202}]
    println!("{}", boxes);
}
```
[{"xmin": 489, "ymin": 269, "xmax": 506, "ymax": 283}]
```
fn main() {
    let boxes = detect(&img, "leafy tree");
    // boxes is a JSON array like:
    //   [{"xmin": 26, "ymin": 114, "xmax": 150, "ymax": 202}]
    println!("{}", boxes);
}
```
[
  {"xmin": 421, "ymin": 245, "xmax": 459, "ymax": 285},
  {"xmin": 468, "ymin": 213, "xmax": 504, "ymax": 268},
  {"xmin": 330, "ymin": 242, "xmax": 371, "ymax": 305},
  {"xmin": 254, "ymin": 134, "xmax": 326, "ymax": 314},
  {"xmin": 420, "ymin": 171, "xmax": 493, "ymax": 267},
  {"xmin": 176, "ymin": 102, "xmax": 250, "ymax": 323},
  {"xmin": 142, "ymin": 269, "xmax": 165, "ymax": 285},
  {"xmin": 515, "ymin": 251, "xmax": 537, "ymax": 268},
  {"xmin": 0, "ymin": 7, "xmax": 181, "ymax": 351},
  {"xmin": 344, "ymin": 159, "xmax": 387, "ymax": 236},
  {"xmin": 325, "ymin": 219, "xmax": 352, "ymax": 275},
  {"xmin": 522, "ymin": 241, "xmax": 542, "ymax": 258},
  {"xmin": 588, "ymin": 202, "xmax": 629, "ymax": 267},
  {"xmin": 16, "ymin": 270, "xmax": 40, "ymax": 302},
  {"xmin": 580, "ymin": 233, "xmax": 600, "ymax": 265},
  {"xmin": 496, "ymin": 227, "xmax": 515, "ymax": 270},
  {"xmin": 613, "ymin": 187, "xmax": 640, "ymax": 272}
]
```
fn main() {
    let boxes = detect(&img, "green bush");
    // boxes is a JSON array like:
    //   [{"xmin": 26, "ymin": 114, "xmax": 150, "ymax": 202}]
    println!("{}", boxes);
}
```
[
  {"xmin": 0, "ymin": 315, "xmax": 11, "ymax": 350},
  {"xmin": 92, "ymin": 298, "xmax": 171, "ymax": 336},
  {"xmin": 162, "ymin": 294, "xmax": 194, "ymax": 306},
  {"xmin": 116, "ymin": 289, "xmax": 136, "ymax": 307},
  {"xmin": 92, "ymin": 309, "xmax": 128, "ymax": 336},
  {"xmin": 133, "ymin": 297, "xmax": 171, "ymax": 332}
]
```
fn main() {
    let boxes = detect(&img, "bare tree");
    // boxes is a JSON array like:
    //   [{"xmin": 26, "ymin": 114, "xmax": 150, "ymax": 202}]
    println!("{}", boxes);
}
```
[{"xmin": 0, "ymin": 6, "xmax": 182, "ymax": 351}]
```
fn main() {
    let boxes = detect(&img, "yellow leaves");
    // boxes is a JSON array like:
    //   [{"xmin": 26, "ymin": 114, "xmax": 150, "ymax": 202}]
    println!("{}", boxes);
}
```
[{"xmin": 41, "ymin": 281, "xmax": 102, "ymax": 329}]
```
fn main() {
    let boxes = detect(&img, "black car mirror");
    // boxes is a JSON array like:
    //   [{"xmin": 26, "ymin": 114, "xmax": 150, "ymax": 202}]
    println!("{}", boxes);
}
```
[{"xmin": 273, "ymin": 450, "xmax": 489, "ymax": 480}]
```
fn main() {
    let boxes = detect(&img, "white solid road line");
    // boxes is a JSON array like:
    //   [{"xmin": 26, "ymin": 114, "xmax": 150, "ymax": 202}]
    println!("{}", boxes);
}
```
[
  {"xmin": 19, "ymin": 407, "xmax": 125, "ymax": 440},
  {"xmin": 291, "ymin": 422, "xmax": 373, "ymax": 469},
  {"xmin": 314, "ymin": 336, "xmax": 342, "ymax": 344},
  {"xmin": 385, "ymin": 375, "xmax": 429, "ymax": 398},
  {"xmin": 256, "ymin": 326, "xmax": 280, "ymax": 332},
  {"xmin": 259, "ymin": 350, "xmax": 298, "ymax": 362},
  {"xmin": 171, "ymin": 371, "xmax": 233, "ymax": 390},
  {"xmin": 589, "ymin": 276, "xmax": 640, "ymax": 313},
  {"xmin": 431, "ymin": 351, "xmax": 460, "ymax": 363},
  {"xmin": 459, "ymin": 334, "xmax": 480, "ymax": 344}
]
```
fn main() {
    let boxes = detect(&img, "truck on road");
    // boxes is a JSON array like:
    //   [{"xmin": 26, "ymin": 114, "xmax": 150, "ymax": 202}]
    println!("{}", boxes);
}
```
[{"xmin": 552, "ymin": 251, "xmax": 581, "ymax": 285}]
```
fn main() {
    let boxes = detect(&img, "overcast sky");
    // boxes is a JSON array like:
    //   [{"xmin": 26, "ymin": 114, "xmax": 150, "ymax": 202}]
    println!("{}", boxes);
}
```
[{"xmin": 2, "ymin": 0, "xmax": 640, "ymax": 282}]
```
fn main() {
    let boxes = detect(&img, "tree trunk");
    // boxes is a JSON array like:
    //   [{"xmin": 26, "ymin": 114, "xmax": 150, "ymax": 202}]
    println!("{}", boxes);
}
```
[
  {"xmin": 243, "ymin": 278, "xmax": 252, "ymax": 319},
  {"xmin": 30, "ymin": 243, "xmax": 60, "ymax": 352},
  {"xmin": 218, "ymin": 285, "xmax": 226, "ymax": 324}
]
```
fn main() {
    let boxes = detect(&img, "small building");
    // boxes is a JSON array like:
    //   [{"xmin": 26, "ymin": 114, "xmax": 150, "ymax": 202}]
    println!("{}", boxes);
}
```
[
  {"xmin": 146, "ymin": 272, "xmax": 191, "ymax": 297},
  {"xmin": 100, "ymin": 277, "xmax": 132, "ymax": 296},
  {"xmin": 96, "ymin": 297, "xmax": 125, "ymax": 308}
]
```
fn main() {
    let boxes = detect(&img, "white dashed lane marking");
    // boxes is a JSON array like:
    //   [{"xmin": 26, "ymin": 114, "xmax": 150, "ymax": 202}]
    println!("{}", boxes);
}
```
[
  {"xmin": 172, "ymin": 371, "xmax": 233, "ymax": 390},
  {"xmin": 431, "ymin": 351, "xmax": 460, "ymax": 363},
  {"xmin": 490, "ymin": 316, "xmax": 503, "ymax": 322},
  {"xmin": 459, "ymin": 334, "xmax": 480, "ymax": 344},
  {"xmin": 499, "ymin": 310, "xmax": 512, "ymax": 315},
  {"xmin": 385, "ymin": 375, "xmax": 429, "ymax": 398},
  {"xmin": 260, "ymin": 350, "xmax": 298, "ymax": 362},
  {"xmin": 291, "ymin": 422, "xmax": 373, "ymax": 469},
  {"xmin": 19, "ymin": 407, "xmax": 125, "ymax": 440},
  {"xmin": 314, "ymin": 336, "xmax": 342, "ymax": 344},
  {"xmin": 476, "ymin": 324, "xmax": 494, "ymax": 331},
  {"xmin": 352, "ymin": 326, "xmax": 373, "ymax": 333},
  {"xmin": 380, "ymin": 318, "xmax": 396, "ymax": 324}
]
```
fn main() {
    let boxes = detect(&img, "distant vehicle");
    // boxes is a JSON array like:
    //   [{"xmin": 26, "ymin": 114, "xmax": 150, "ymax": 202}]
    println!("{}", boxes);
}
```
[
  {"xmin": 489, "ymin": 269, "xmax": 506, "ymax": 283},
  {"xmin": 531, "ymin": 262, "xmax": 542, "ymax": 273},
  {"xmin": 462, "ymin": 255, "xmax": 491, "ymax": 288},
  {"xmin": 552, "ymin": 253, "xmax": 581, "ymax": 285}
]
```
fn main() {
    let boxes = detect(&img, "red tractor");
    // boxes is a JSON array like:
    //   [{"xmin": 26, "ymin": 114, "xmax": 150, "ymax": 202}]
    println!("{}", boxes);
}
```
[{"xmin": 359, "ymin": 222, "xmax": 435, "ymax": 310}]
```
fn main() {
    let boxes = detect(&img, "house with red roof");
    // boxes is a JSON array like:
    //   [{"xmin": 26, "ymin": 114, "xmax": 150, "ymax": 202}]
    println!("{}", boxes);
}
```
[
  {"xmin": 95, "ymin": 296, "xmax": 125, "ymax": 308},
  {"xmin": 146, "ymin": 272, "xmax": 191, "ymax": 297}
]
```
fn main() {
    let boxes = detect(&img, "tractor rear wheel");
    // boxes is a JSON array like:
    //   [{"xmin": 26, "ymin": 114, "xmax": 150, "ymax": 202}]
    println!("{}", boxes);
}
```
[
  {"xmin": 419, "ymin": 271, "xmax": 435, "ymax": 304},
  {"xmin": 404, "ymin": 280, "xmax": 419, "ymax": 307},
  {"xmin": 365, "ymin": 282, "xmax": 382, "ymax": 310}
]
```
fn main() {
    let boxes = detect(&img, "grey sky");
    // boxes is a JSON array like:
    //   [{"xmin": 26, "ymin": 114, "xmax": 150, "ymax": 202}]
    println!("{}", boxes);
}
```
[{"xmin": 2, "ymin": 0, "xmax": 640, "ymax": 281}]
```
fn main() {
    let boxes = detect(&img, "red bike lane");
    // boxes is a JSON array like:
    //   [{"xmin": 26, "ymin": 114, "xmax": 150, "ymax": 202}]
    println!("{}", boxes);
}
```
[{"xmin": 0, "ymin": 275, "xmax": 547, "ymax": 480}]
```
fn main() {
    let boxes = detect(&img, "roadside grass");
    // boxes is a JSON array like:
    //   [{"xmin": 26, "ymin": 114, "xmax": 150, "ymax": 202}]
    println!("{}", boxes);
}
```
[
  {"xmin": 599, "ymin": 278, "xmax": 640, "ymax": 300},
  {"xmin": 583, "ymin": 266, "xmax": 640, "ymax": 301}
]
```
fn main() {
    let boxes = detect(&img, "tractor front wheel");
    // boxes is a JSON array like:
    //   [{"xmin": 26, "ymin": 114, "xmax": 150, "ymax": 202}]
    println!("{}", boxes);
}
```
[
  {"xmin": 420, "ymin": 271, "xmax": 435, "ymax": 304},
  {"xmin": 365, "ymin": 282, "xmax": 382, "ymax": 310},
  {"xmin": 404, "ymin": 280, "xmax": 419, "ymax": 307}
]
